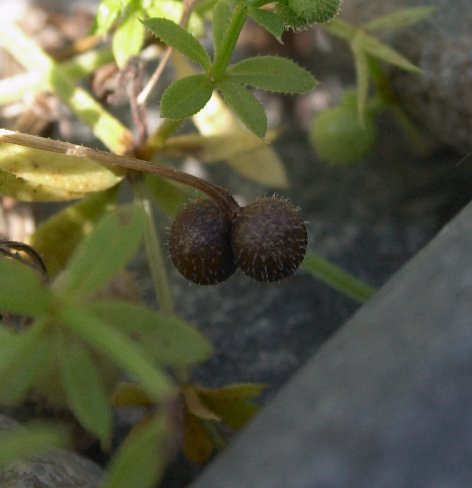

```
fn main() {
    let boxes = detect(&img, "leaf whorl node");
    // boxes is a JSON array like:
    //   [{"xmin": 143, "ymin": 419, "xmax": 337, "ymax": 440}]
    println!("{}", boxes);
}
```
[
  {"xmin": 231, "ymin": 196, "xmax": 307, "ymax": 282},
  {"xmin": 169, "ymin": 199, "xmax": 236, "ymax": 285}
]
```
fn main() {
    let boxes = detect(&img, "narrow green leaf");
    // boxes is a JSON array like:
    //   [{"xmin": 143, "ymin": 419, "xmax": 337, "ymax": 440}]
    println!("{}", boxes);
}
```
[
  {"xmin": 0, "ymin": 258, "xmax": 50, "ymax": 316},
  {"xmin": 29, "ymin": 188, "xmax": 118, "ymax": 277},
  {"xmin": 288, "ymin": 0, "xmax": 341, "ymax": 23},
  {"xmin": 352, "ymin": 36, "xmax": 369, "ymax": 124},
  {"xmin": 61, "ymin": 308, "xmax": 174, "ymax": 400},
  {"xmin": 0, "ymin": 423, "xmax": 68, "ymax": 468},
  {"xmin": 89, "ymin": 300, "xmax": 213, "ymax": 366},
  {"xmin": 302, "ymin": 250, "xmax": 375, "ymax": 302},
  {"xmin": 363, "ymin": 6, "xmax": 436, "ymax": 32},
  {"xmin": 213, "ymin": 0, "xmax": 232, "ymax": 56},
  {"xmin": 144, "ymin": 174, "xmax": 189, "ymax": 218},
  {"xmin": 226, "ymin": 55, "xmax": 316, "ymax": 93},
  {"xmin": 54, "ymin": 204, "xmax": 145, "ymax": 298},
  {"xmin": 356, "ymin": 31, "xmax": 421, "ymax": 73},
  {"xmin": 160, "ymin": 74, "xmax": 213, "ymax": 119},
  {"xmin": 216, "ymin": 80, "xmax": 267, "ymax": 138},
  {"xmin": 103, "ymin": 414, "xmax": 168, "ymax": 488},
  {"xmin": 0, "ymin": 322, "xmax": 50, "ymax": 404},
  {"xmin": 247, "ymin": 7, "xmax": 284, "ymax": 42},
  {"xmin": 113, "ymin": 12, "xmax": 146, "ymax": 68},
  {"xmin": 142, "ymin": 18, "xmax": 211, "ymax": 70},
  {"xmin": 58, "ymin": 334, "xmax": 112, "ymax": 447}
]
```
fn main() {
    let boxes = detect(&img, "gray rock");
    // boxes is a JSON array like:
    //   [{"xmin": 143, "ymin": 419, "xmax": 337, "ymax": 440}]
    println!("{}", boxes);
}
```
[
  {"xmin": 341, "ymin": 0, "xmax": 472, "ymax": 153},
  {"xmin": 0, "ymin": 415, "xmax": 103, "ymax": 488},
  {"xmin": 190, "ymin": 190, "xmax": 472, "ymax": 488}
]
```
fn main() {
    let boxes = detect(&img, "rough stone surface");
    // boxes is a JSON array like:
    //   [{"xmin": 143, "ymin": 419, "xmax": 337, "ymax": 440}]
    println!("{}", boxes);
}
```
[
  {"xmin": 341, "ymin": 0, "xmax": 472, "ymax": 153},
  {"xmin": 0, "ymin": 415, "xmax": 103, "ymax": 488},
  {"xmin": 189, "ymin": 198, "xmax": 472, "ymax": 488}
]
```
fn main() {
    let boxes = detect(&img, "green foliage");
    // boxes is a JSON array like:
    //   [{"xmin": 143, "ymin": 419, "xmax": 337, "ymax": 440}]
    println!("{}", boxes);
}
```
[
  {"xmin": 143, "ymin": 8, "xmax": 317, "ymax": 136},
  {"xmin": 58, "ymin": 333, "xmax": 112, "ymax": 447},
  {"xmin": 160, "ymin": 74, "xmax": 213, "ymax": 119},
  {"xmin": 29, "ymin": 187, "xmax": 118, "ymax": 276},
  {"xmin": 103, "ymin": 414, "xmax": 168, "ymax": 488},
  {"xmin": 0, "ymin": 0, "xmax": 390, "ymax": 479},
  {"xmin": 313, "ymin": 6, "xmax": 435, "ymax": 162},
  {"xmin": 142, "ymin": 18, "xmax": 212, "ymax": 70},
  {"xmin": 216, "ymin": 79, "xmax": 267, "ymax": 138},
  {"xmin": 53, "ymin": 204, "xmax": 145, "ymax": 299}
]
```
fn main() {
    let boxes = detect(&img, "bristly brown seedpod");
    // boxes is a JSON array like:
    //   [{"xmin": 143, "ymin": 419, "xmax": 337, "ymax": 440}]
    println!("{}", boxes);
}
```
[
  {"xmin": 231, "ymin": 196, "xmax": 307, "ymax": 282},
  {"xmin": 169, "ymin": 199, "xmax": 236, "ymax": 285}
]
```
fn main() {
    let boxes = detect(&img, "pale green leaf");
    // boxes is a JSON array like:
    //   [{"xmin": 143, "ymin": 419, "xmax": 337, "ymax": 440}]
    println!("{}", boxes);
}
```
[
  {"xmin": 216, "ymin": 80, "xmax": 267, "ymax": 138},
  {"xmin": 363, "ymin": 6, "xmax": 436, "ymax": 32},
  {"xmin": 145, "ymin": 1, "xmax": 205, "ymax": 37},
  {"xmin": 113, "ymin": 12, "xmax": 146, "ymax": 68},
  {"xmin": 58, "ymin": 334, "xmax": 112, "ymax": 447},
  {"xmin": 0, "ymin": 170, "xmax": 85, "ymax": 201},
  {"xmin": 0, "ymin": 323, "xmax": 50, "ymax": 404},
  {"xmin": 161, "ymin": 131, "xmax": 288, "ymax": 187},
  {"xmin": 29, "ymin": 188, "xmax": 118, "ymax": 277},
  {"xmin": 357, "ymin": 31, "xmax": 421, "ymax": 73},
  {"xmin": 0, "ymin": 258, "xmax": 50, "ymax": 316},
  {"xmin": 89, "ymin": 300, "xmax": 213, "ymax": 366},
  {"xmin": 0, "ymin": 423, "xmax": 68, "ymax": 468},
  {"xmin": 161, "ymin": 74, "xmax": 213, "ymax": 119},
  {"xmin": 142, "ymin": 18, "xmax": 211, "ymax": 70},
  {"xmin": 247, "ymin": 7, "xmax": 284, "ymax": 42},
  {"xmin": 227, "ymin": 55, "xmax": 316, "ymax": 93},
  {"xmin": 213, "ymin": 0, "xmax": 232, "ymax": 55},
  {"xmin": 61, "ymin": 308, "xmax": 175, "ymax": 400},
  {"xmin": 93, "ymin": 0, "xmax": 126, "ymax": 34},
  {"xmin": 103, "ymin": 415, "xmax": 168, "ymax": 488},
  {"xmin": 54, "ymin": 204, "xmax": 145, "ymax": 298}
]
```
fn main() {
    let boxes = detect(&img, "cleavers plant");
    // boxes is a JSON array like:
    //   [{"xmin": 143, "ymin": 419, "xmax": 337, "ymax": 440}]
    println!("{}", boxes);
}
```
[{"xmin": 0, "ymin": 0, "xmax": 379, "ymax": 485}]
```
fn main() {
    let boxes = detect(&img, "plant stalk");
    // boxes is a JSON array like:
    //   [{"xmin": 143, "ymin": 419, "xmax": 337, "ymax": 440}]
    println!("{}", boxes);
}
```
[{"xmin": 210, "ymin": 1, "xmax": 247, "ymax": 80}]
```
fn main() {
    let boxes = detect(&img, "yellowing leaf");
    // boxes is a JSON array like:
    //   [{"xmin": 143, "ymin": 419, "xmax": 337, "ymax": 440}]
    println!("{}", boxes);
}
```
[
  {"xmin": 183, "ymin": 385, "xmax": 220, "ymax": 421},
  {"xmin": 0, "ymin": 130, "xmax": 123, "ymax": 198},
  {"xmin": 182, "ymin": 411, "xmax": 214, "ymax": 464},
  {"xmin": 111, "ymin": 382, "xmax": 153, "ymax": 407},
  {"xmin": 196, "ymin": 383, "xmax": 266, "ymax": 430}
]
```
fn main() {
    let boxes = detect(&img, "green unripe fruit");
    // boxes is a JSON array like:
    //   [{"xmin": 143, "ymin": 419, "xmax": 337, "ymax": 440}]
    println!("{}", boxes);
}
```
[
  {"xmin": 310, "ymin": 97, "xmax": 377, "ymax": 165},
  {"xmin": 231, "ymin": 196, "xmax": 307, "ymax": 282},
  {"xmin": 169, "ymin": 199, "xmax": 236, "ymax": 285}
]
